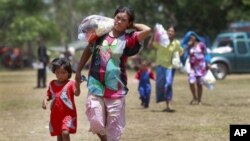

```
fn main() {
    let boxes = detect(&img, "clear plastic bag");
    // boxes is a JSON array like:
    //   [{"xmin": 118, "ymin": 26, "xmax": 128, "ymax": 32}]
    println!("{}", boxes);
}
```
[
  {"xmin": 172, "ymin": 51, "xmax": 183, "ymax": 69},
  {"xmin": 78, "ymin": 15, "xmax": 114, "ymax": 40},
  {"xmin": 203, "ymin": 70, "xmax": 216, "ymax": 90},
  {"xmin": 153, "ymin": 23, "xmax": 170, "ymax": 47}
]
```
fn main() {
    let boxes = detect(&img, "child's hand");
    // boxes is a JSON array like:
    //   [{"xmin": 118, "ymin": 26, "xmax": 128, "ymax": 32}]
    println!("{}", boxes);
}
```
[{"xmin": 42, "ymin": 99, "xmax": 48, "ymax": 110}]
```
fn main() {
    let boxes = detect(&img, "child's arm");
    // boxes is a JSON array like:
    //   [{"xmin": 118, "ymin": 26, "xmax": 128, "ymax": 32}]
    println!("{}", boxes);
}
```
[
  {"xmin": 42, "ymin": 95, "xmax": 50, "ymax": 110},
  {"xmin": 132, "ymin": 70, "xmax": 140, "ymax": 83},
  {"xmin": 42, "ymin": 83, "xmax": 52, "ymax": 110},
  {"xmin": 149, "ymin": 69, "xmax": 155, "ymax": 80},
  {"xmin": 134, "ymin": 70, "xmax": 140, "ymax": 80}
]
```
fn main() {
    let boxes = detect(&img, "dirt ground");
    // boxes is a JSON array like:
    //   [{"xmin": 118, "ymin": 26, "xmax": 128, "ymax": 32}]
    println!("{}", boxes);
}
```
[{"xmin": 1, "ymin": 69, "xmax": 250, "ymax": 141}]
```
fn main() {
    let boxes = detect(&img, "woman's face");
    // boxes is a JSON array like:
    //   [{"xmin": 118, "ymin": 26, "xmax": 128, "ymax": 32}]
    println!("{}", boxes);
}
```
[
  {"xmin": 188, "ymin": 35, "xmax": 196, "ymax": 47},
  {"xmin": 167, "ymin": 27, "xmax": 176, "ymax": 40},
  {"xmin": 114, "ymin": 12, "xmax": 131, "ymax": 32}
]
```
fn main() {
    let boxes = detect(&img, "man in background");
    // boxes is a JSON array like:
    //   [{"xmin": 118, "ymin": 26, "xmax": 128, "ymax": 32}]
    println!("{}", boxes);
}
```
[{"xmin": 37, "ymin": 38, "xmax": 49, "ymax": 88}]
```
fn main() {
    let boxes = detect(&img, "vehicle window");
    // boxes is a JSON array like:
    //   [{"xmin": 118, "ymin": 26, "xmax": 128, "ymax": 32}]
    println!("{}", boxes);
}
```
[
  {"xmin": 236, "ymin": 35, "xmax": 244, "ymax": 39},
  {"xmin": 218, "ymin": 40, "xmax": 233, "ymax": 48},
  {"xmin": 246, "ymin": 33, "xmax": 250, "ymax": 38},
  {"xmin": 248, "ymin": 41, "xmax": 250, "ymax": 50},
  {"xmin": 237, "ymin": 41, "xmax": 247, "ymax": 54}
]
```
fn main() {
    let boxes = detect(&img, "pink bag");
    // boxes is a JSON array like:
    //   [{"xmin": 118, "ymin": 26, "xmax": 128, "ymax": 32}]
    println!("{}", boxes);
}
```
[{"xmin": 153, "ymin": 23, "xmax": 170, "ymax": 47}]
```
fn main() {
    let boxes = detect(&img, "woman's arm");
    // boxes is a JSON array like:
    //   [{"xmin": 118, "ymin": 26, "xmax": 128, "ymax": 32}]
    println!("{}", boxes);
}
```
[
  {"xmin": 75, "ymin": 45, "xmax": 92, "ymax": 78},
  {"xmin": 132, "ymin": 23, "xmax": 151, "ymax": 42},
  {"xmin": 147, "ymin": 34, "xmax": 154, "ymax": 48},
  {"xmin": 75, "ymin": 45, "xmax": 92, "ymax": 88}
]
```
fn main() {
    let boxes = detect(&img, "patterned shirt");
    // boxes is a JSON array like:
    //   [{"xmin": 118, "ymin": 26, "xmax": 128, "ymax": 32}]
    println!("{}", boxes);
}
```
[
  {"xmin": 87, "ymin": 32, "xmax": 140, "ymax": 98},
  {"xmin": 189, "ymin": 42, "xmax": 207, "ymax": 76}
]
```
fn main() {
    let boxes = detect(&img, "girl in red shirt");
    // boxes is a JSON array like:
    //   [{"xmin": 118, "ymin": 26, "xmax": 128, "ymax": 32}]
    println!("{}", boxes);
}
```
[{"xmin": 42, "ymin": 58, "xmax": 80, "ymax": 141}]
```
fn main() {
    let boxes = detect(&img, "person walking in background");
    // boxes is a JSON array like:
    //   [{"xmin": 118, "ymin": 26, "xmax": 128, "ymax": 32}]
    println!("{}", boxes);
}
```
[
  {"xmin": 75, "ymin": 6, "xmax": 151, "ymax": 141},
  {"xmin": 37, "ymin": 38, "xmax": 49, "ymax": 88},
  {"xmin": 148, "ymin": 24, "xmax": 183, "ymax": 112},
  {"xmin": 134, "ymin": 60, "xmax": 155, "ymax": 108},
  {"xmin": 42, "ymin": 58, "xmax": 80, "ymax": 141},
  {"xmin": 182, "ymin": 31, "xmax": 210, "ymax": 105}
]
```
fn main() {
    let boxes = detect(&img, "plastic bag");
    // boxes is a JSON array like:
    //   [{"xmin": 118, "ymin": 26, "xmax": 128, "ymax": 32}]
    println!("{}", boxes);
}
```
[
  {"xmin": 78, "ymin": 15, "xmax": 114, "ymax": 40},
  {"xmin": 153, "ymin": 23, "xmax": 170, "ymax": 47},
  {"xmin": 180, "ymin": 57, "xmax": 191, "ymax": 73},
  {"xmin": 203, "ymin": 70, "xmax": 216, "ymax": 90},
  {"xmin": 172, "ymin": 51, "xmax": 183, "ymax": 69}
]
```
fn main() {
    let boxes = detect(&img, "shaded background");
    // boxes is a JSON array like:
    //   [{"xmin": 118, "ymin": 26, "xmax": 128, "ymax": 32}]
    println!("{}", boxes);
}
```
[{"xmin": 1, "ymin": 0, "xmax": 250, "ymax": 70}]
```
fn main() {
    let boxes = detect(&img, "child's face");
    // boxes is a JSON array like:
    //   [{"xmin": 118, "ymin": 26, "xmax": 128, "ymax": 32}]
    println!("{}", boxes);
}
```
[
  {"xmin": 55, "ymin": 67, "xmax": 69, "ymax": 82},
  {"xmin": 141, "ymin": 63, "xmax": 147, "ymax": 70}
]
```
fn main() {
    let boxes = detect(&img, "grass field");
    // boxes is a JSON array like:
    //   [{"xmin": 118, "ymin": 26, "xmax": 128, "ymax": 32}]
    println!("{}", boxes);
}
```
[{"xmin": 0, "ymin": 69, "xmax": 250, "ymax": 141}]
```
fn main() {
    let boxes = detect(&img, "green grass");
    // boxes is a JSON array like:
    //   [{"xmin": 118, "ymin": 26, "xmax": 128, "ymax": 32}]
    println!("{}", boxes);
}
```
[{"xmin": 1, "ymin": 69, "xmax": 250, "ymax": 141}]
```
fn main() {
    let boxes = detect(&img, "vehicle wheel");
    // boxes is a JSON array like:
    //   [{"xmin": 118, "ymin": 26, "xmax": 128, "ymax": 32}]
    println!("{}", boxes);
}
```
[{"xmin": 211, "ymin": 63, "xmax": 228, "ymax": 80}]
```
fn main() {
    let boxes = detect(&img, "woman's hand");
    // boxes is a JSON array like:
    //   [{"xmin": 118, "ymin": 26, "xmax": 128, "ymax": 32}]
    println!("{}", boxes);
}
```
[
  {"xmin": 206, "ymin": 63, "xmax": 212, "ymax": 70},
  {"xmin": 74, "ymin": 82, "xmax": 81, "ymax": 96}
]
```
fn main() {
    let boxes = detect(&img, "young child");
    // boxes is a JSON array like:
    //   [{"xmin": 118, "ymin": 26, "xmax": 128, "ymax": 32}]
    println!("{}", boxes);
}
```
[
  {"xmin": 134, "ymin": 61, "xmax": 155, "ymax": 108},
  {"xmin": 42, "ymin": 58, "xmax": 80, "ymax": 141}
]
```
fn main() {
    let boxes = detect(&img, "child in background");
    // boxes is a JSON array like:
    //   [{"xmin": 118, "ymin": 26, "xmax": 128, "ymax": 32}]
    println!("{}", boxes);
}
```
[
  {"xmin": 42, "ymin": 58, "xmax": 80, "ymax": 141},
  {"xmin": 134, "ymin": 61, "xmax": 155, "ymax": 108}
]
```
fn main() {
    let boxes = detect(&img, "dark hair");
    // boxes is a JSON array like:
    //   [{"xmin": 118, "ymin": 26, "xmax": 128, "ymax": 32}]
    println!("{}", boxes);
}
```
[
  {"xmin": 114, "ymin": 6, "xmax": 135, "ymax": 23},
  {"xmin": 166, "ymin": 24, "xmax": 177, "ymax": 32},
  {"xmin": 51, "ymin": 58, "xmax": 72, "ymax": 79}
]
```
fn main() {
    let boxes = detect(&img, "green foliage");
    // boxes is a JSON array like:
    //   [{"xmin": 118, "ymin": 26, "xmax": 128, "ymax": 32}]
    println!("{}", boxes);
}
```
[
  {"xmin": 6, "ymin": 16, "xmax": 60, "ymax": 45},
  {"xmin": 1, "ymin": 0, "xmax": 250, "ymax": 62}
]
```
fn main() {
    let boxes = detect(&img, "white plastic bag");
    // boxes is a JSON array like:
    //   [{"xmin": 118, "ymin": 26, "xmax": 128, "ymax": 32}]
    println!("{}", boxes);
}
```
[
  {"xmin": 153, "ymin": 23, "xmax": 170, "ymax": 47},
  {"xmin": 180, "ymin": 57, "xmax": 191, "ymax": 73},
  {"xmin": 32, "ymin": 62, "xmax": 44, "ymax": 69},
  {"xmin": 203, "ymin": 70, "xmax": 216, "ymax": 90},
  {"xmin": 78, "ymin": 15, "xmax": 114, "ymax": 40},
  {"xmin": 172, "ymin": 51, "xmax": 183, "ymax": 69}
]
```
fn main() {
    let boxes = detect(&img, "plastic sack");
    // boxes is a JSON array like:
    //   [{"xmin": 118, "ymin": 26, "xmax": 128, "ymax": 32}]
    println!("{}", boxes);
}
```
[
  {"xmin": 78, "ymin": 15, "xmax": 114, "ymax": 40},
  {"xmin": 180, "ymin": 57, "xmax": 191, "ymax": 73},
  {"xmin": 172, "ymin": 51, "xmax": 183, "ymax": 69},
  {"xmin": 32, "ymin": 61, "xmax": 44, "ymax": 69},
  {"xmin": 153, "ymin": 23, "xmax": 170, "ymax": 47},
  {"xmin": 203, "ymin": 70, "xmax": 216, "ymax": 90}
]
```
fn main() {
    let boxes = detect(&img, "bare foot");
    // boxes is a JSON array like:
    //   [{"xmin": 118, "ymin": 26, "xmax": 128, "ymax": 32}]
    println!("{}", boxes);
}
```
[{"xmin": 190, "ymin": 99, "xmax": 198, "ymax": 105}]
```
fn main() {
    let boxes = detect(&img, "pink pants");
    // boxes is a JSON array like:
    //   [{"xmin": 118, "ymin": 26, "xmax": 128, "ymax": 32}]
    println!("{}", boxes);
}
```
[{"xmin": 85, "ymin": 94, "xmax": 126, "ymax": 141}]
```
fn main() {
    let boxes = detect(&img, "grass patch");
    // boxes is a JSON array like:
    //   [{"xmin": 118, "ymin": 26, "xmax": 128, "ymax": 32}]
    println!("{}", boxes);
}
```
[{"xmin": 0, "ymin": 69, "xmax": 250, "ymax": 141}]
